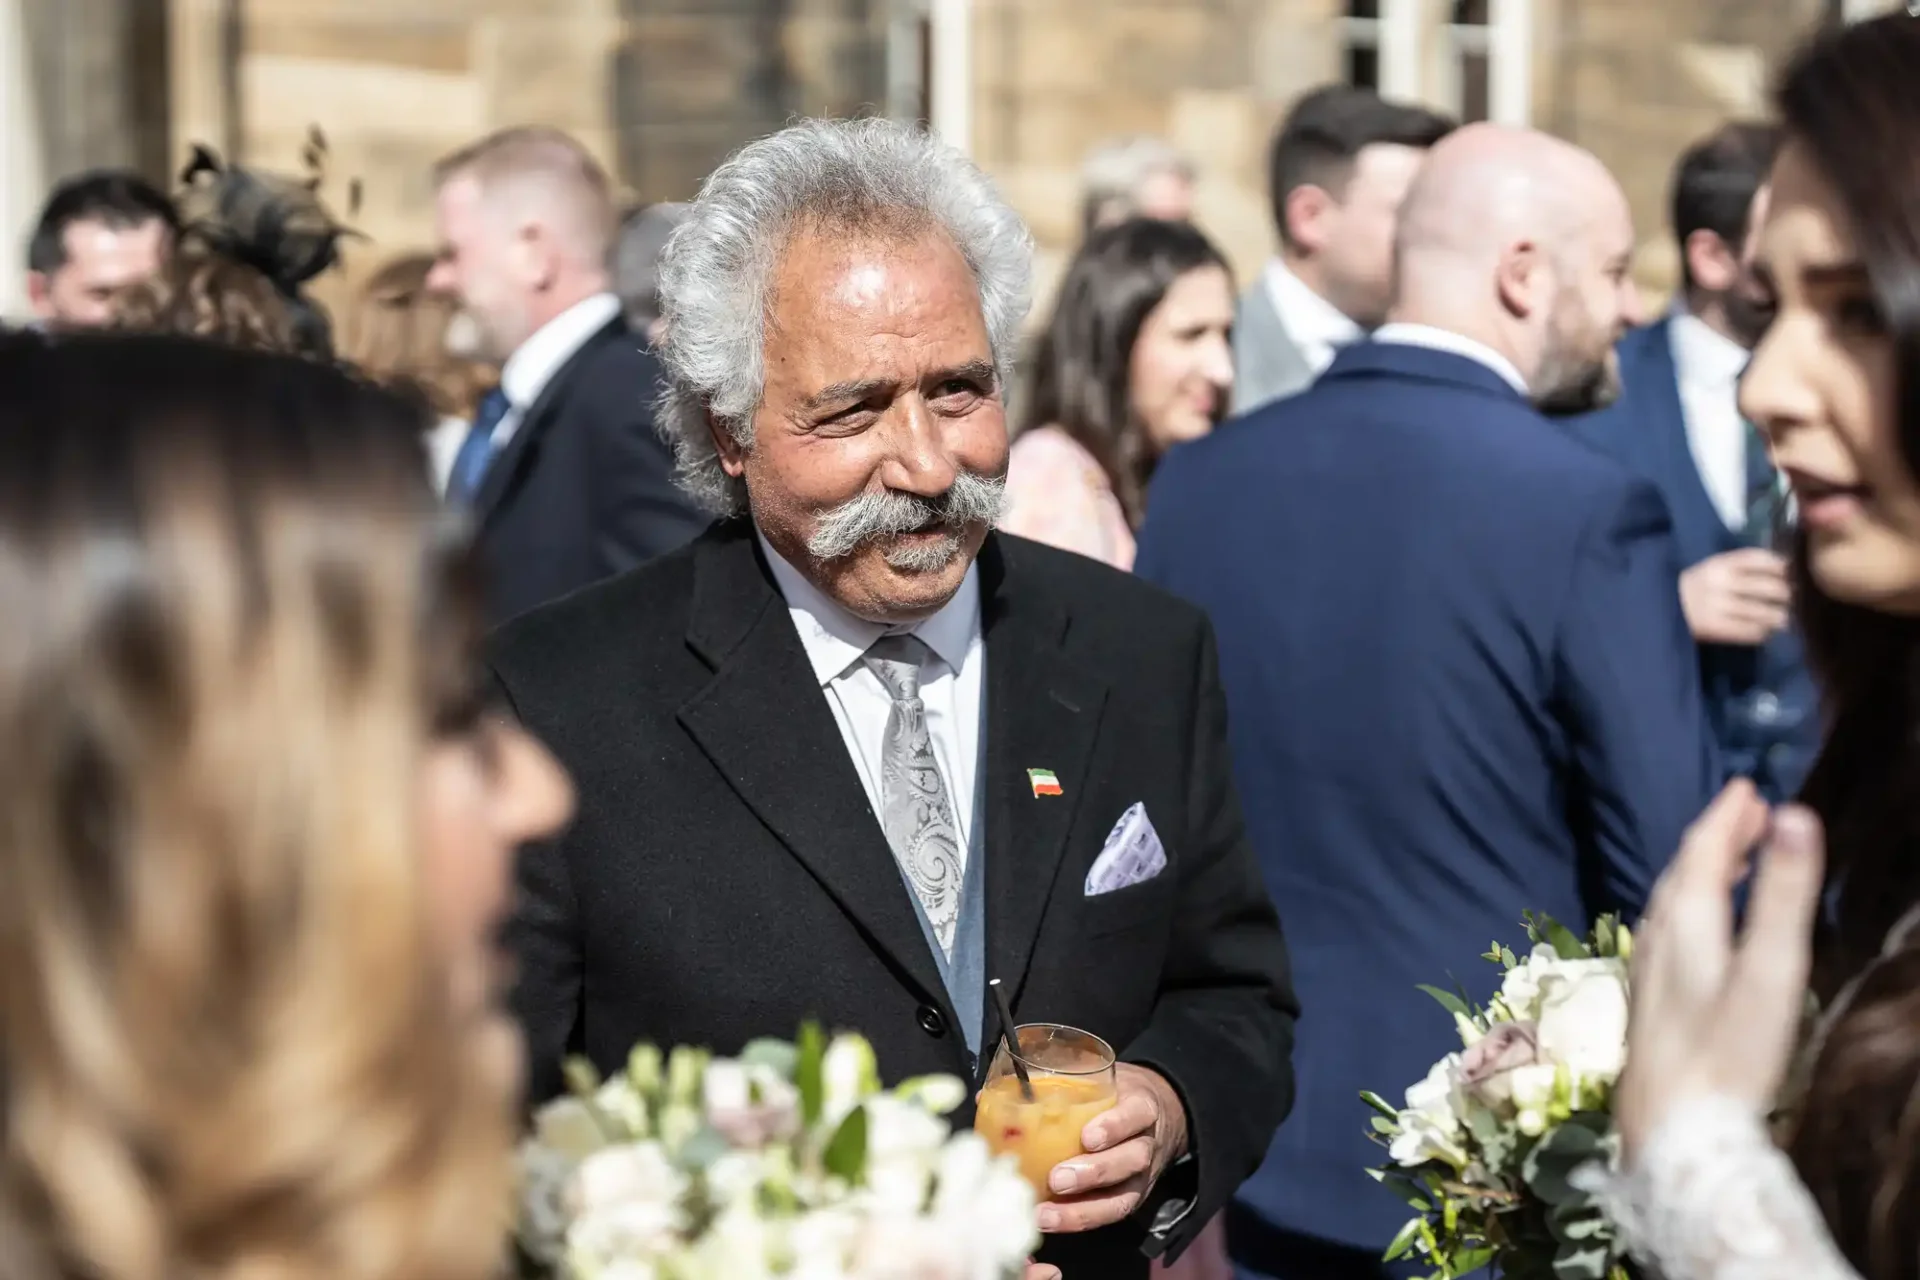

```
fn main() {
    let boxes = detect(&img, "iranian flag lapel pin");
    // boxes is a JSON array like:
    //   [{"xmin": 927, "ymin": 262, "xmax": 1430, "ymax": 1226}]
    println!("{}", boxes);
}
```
[{"xmin": 1027, "ymin": 768, "xmax": 1063, "ymax": 797}]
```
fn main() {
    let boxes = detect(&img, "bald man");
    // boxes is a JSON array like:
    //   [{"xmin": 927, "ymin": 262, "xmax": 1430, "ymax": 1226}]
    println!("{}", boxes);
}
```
[
  {"xmin": 428, "ymin": 127, "xmax": 704, "ymax": 624},
  {"xmin": 1137, "ymin": 125, "xmax": 1718, "ymax": 1279}
]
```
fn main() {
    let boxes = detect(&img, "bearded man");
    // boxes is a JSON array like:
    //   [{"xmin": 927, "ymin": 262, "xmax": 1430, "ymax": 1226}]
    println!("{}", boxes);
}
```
[
  {"xmin": 491, "ymin": 117, "xmax": 1298, "ymax": 1280},
  {"xmin": 1136, "ymin": 124, "xmax": 1719, "ymax": 1279}
]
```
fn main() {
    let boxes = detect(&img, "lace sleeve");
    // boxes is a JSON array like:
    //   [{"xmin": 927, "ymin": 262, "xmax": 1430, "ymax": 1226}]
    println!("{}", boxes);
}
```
[{"xmin": 1593, "ymin": 1096, "xmax": 1857, "ymax": 1280}]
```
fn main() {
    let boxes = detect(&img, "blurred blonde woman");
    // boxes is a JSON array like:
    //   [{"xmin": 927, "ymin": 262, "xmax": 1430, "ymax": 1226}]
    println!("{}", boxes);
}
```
[
  {"xmin": 0, "ymin": 330, "xmax": 572, "ymax": 1280},
  {"xmin": 342, "ymin": 251, "xmax": 495, "ymax": 494}
]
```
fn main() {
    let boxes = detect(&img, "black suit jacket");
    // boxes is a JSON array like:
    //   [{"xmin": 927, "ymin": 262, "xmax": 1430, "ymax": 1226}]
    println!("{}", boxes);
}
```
[
  {"xmin": 472, "ymin": 315, "xmax": 706, "ymax": 625},
  {"xmin": 489, "ymin": 523, "xmax": 1298, "ymax": 1274}
]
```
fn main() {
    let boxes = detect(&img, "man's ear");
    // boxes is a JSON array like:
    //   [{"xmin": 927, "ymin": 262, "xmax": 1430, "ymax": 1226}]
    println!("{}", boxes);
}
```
[
  {"xmin": 1283, "ymin": 184, "xmax": 1339, "ymax": 256},
  {"xmin": 1494, "ymin": 239, "xmax": 1544, "ymax": 320},
  {"xmin": 25, "ymin": 271, "xmax": 53, "ymax": 319},
  {"xmin": 709, "ymin": 412, "xmax": 747, "ymax": 478},
  {"xmin": 1684, "ymin": 228, "xmax": 1739, "ymax": 295}
]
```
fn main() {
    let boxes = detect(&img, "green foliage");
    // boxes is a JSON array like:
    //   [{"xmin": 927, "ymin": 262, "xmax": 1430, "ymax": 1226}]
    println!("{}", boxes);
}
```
[
  {"xmin": 796, "ymin": 1021, "xmax": 826, "ymax": 1127},
  {"xmin": 822, "ymin": 1104, "xmax": 869, "ymax": 1183}
]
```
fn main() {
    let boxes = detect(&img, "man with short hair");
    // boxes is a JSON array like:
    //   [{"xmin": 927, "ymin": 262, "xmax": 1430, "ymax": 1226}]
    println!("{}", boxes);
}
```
[
  {"xmin": 1234, "ymin": 85, "xmax": 1454, "ymax": 413},
  {"xmin": 1139, "ymin": 125, "xmax": 1717, "ymax": 1279},
  {"xmin": 492, "ymin": 116, "xmax": 1297, "ymax": 1280},
  {"xmin": 26, "ymin": 170, "xmax": 177, "ymax": 329},
  {"xmin": 1079, "ymin": 136, "xmax": 1197, "ymax": 237},
  {"xmin": 426, "ymin": 126, "xmax": 703, "ymax": 624},
  {"xmin": 1569, "ymin": 122, "xmax": 1815, "ymax": 802}
]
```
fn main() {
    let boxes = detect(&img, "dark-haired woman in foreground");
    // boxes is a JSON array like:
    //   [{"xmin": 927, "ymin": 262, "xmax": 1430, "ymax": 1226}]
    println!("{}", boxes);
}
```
[
  {"xmin": 1000, "ymin": 218, "xmax": 1234, "ymax": 568},
  {"xmin": 1610, "ymin": 14, "xmax": 1920, "ymax": 1280},
  {"xmin": 0, "ymin": 331, "xmax": 572, "ymax": 1280}
]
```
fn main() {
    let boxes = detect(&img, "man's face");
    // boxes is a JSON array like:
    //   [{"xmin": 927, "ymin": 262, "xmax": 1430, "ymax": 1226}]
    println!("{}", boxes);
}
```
[
  {"xmin": 28, "ymin": 217, "xmax": 169, "ymax": 328},
  {"xmin": 718, "ymin": 228, "xmax": 1010, "ymax": 625},
  {"xmin": 1534, "ymin": 190, "xmax": 1644, "ymax": 414},
  {"xmin": 1315, "ymin": 142, "xmax": 1428, "ymax": 327},
  {"xmin": 426, "ymin": 176, "xmax": 532, "ymax": 363}
]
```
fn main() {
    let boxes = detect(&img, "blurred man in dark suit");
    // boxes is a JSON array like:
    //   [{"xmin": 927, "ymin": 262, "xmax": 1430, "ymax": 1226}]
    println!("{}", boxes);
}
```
[
  {"xmin": 428, "ymin": 128, "xmax": 705, "ymax": 624},
  {"xmin": 1568, "ymin": 122, "xmax": 1816, "ymax": 802},
  {"xmin": 1139, "ymin": 125, "xmax": 1719, "ymax": 1280}
]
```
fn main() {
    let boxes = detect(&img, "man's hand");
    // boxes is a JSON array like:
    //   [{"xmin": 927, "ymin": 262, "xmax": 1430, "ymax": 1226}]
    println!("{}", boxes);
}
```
[
  {"xmin": 1679, "ymin": 548, "xmax": 1791, "ymax": 645},
  {"xmin": 1036, "ymin": 1063, "xmax": 1189, "ymax": 1234}
]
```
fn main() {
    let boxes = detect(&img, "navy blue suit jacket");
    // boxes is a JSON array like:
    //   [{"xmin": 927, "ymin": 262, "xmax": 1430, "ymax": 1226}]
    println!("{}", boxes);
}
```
[
  {"xmin": 1566, "ymin": 319, "xmax": 1820, "ymax": 802},
  {"xmin": 1135, "ymin": 341, "xmax": 1720, "ymax": 1253}
]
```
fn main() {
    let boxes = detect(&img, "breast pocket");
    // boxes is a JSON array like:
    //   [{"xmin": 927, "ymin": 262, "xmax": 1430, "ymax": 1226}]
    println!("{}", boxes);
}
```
[{"xmin": 1079, "ymin": 874, "xmax": 1175, "ymax": 939}]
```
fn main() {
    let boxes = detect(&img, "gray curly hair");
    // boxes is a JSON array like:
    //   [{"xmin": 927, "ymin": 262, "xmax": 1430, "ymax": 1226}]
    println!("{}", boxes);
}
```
[{"xmin": 654, "ymin": 117, "xmax": 1035, "ymax": 515}]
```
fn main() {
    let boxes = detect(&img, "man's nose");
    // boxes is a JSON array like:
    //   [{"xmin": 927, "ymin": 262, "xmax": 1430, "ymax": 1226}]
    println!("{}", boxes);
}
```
[{"xmin": 882, "ymin": 398, "xmax": 962, "ymax": 496}]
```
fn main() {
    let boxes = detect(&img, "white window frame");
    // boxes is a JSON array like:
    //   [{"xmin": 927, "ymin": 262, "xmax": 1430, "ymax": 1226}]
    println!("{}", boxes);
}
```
[
  {"xmin": 885, "ymin": 0, "xmax": 971, "ymax": 153},
  {"xmin": 1439, "ymin": 0, "xmax": 1531, "ymax": 126},
  {"xmin": 1340, "ymin": 0, "xmax": 1421, "ymax": 100}
]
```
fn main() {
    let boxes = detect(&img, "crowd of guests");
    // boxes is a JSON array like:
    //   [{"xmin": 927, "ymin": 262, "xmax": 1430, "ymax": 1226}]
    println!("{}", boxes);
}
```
[{"xmin": 6, "ymin": 11, "xmax": 1920, "ymax": 1280}]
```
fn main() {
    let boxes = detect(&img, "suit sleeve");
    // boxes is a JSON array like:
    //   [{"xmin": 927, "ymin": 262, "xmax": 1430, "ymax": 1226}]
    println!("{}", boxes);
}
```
[
  {"xmin": 1121, "ymin": 617, "xmax": 1300, "ymax": 1260},
  {"xmin": 491, "ymin": 663, "xmax": 585, "ymax": 1106},
  {"xmin": 587, "ymin": 359, "xmax": 708, "ymax": 577},
  {"xmin": 1554, "ymin": 477, "xmax": 1721, "ymax": 917}
]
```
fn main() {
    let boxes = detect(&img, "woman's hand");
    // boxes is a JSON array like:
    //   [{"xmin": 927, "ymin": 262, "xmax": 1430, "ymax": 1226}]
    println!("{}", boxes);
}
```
[{"xmin": 1614, "ymin": 780, "xmax": 1827, "ymax": 1163}]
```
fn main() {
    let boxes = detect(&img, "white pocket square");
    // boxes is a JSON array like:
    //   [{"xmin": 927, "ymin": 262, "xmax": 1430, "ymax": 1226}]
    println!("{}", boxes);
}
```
[{"xmin": 1085, "ymin": 802, "xmax": 1167, "ymax": 895}]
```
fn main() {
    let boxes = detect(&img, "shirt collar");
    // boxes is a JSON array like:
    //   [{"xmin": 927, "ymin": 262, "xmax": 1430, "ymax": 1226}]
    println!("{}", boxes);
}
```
[
  {"xmin": 1370, "ymin": 322, "xmax": 1531, "ymax": 396},
  {"xmin": 757, "ymin": 529, "xmax": 981, "ymax": 686},
  {"xmin": 500, "ymin": 292, "xmax": 622, "ymax": 409},
  {"xmin": 1262, "ymin": 258, "xmax": 1364, "ymax": 353},
  {"xmin": 1667, "ymin": 306, "xmax": 1749, "ymax": 389}
]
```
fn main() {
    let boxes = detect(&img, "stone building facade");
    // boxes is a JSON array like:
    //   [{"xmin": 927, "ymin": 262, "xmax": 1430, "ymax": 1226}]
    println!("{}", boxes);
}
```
[{"xmin": 4, "ymin": 0, "xmax": 1908, "ymax": 319}]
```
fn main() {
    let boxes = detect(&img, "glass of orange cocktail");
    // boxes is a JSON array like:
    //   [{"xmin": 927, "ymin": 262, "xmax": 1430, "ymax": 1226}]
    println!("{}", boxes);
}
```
[{"xmin": 974, "ymin": 1023, "xmax": 1118, "ymax": 1198}]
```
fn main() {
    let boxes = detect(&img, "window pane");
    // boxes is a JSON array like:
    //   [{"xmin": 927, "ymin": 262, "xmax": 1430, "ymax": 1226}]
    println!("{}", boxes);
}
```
[
  {"xmin": 1452, "ymin": 0, "xmax": 1489, "ymax": 23},
  {"xmin": 1346, "ymin": 41, "xmax": 1380, "ymax": 90},
  {"xmin": 1460, "ymin": 48, "xmax": 1490, "ymax": 121},
  {"xmin": 1347, "ymin": 0, "xmax": 1381, "ymax": 17}
]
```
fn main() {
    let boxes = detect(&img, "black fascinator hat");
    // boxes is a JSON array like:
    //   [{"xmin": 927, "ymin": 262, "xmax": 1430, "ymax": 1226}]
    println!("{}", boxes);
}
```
[{"xmin": 174, "ymin": 125, "xmax": 363, "ymax": 355}]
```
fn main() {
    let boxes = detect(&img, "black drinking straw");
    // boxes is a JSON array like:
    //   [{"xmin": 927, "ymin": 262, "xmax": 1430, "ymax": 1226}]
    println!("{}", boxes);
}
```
[{"xmin": 989, "ymin": 978, "xmax": 1036, "ymax": 1101}]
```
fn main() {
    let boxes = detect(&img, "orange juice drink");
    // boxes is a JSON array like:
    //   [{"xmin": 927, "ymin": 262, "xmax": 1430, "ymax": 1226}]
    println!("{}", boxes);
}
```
[{"xmin": 975, "ymin": 1073, "xmax": 1117, "ymax": 1197}]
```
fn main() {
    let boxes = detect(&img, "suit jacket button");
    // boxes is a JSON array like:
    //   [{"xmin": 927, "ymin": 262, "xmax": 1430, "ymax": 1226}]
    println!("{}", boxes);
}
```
[{"xmin": 917, "ymin": 1005, "xmax": 947, "ymax": 1037}]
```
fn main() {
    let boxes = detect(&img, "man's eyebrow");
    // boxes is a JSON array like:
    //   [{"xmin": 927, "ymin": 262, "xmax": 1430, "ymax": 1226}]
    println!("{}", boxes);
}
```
[
  {"xmin": 800, "ymin": 378, "xmax": 894, "ymax": 413},
  {"xmin": 930, "ymin": 358, "xmax": 997, "ymax": 385}
]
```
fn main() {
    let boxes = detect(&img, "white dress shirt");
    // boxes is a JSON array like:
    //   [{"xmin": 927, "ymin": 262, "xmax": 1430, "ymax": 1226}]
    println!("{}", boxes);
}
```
[
  {"xmin": 1262, "ymin": 258, "xmax": 1364, "ymax": 375},
  {"xmin": 1370, "ymin": 322, "xmax": 1531, "ymax": 395},
  {"xmin": 1668, "ymin": 309, "xmax": 1752, "ymax": 530},
  {"xmin": 489, "ymin": 291, "xmax": 623, "ymax": 450},
  {"xmin": 759, "ymin": 535, "xmax": 985, "ymax": 862}
]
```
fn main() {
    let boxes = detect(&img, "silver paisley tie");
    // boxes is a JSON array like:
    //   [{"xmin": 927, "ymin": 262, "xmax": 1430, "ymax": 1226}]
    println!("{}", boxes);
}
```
[{"xmin": 864, "ymin": 635, "xmax": 963, "ymax": 956}]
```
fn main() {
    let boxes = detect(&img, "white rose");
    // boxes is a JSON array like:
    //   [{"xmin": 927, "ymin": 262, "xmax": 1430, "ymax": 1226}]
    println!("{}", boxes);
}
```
[
  {"xmin": 1535, "ymin": 963, "xmax": 1629, "ymax": 1085},
  {"xmin": 570, "ymin": 1142, "xmax": 685, "ymax": 1218},
  {"xmin": 922, "ymin": 1133, "xmax": 1039, "ymax": 1280},
  {"xmin": 534, "ymin": 1096, "xmax": 613, "ymax": 1159},
  {"xmin": 704, "ymin": 1059, "xmax": 801, "ymax": 1148},
  {"xmin": 1387, "ymin": 1057, "xmax": 1469, "ymax": 1169},
  {"xmin": 566, "ymin": 1197, "xmax": 681, "ymax": 1267},
  {"xmin": 1504, "ymin": 1063, "xmax": 1559, "ymax": 1114}
]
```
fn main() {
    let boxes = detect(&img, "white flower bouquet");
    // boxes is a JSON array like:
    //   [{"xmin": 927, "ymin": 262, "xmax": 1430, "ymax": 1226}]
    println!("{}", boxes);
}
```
[
  {"xmin": 1363, "ymin": 914, "xmax": 1633, "ymax": 1280},
  {"xmin": 518, "ymin": 1024, "xmax": 1039, "ymax": 1280}
]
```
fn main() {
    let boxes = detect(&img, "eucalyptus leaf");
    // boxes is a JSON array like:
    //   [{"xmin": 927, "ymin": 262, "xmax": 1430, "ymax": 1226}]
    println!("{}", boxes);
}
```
[
  {"xmin": 1372, "ymin": 1115, "xmax": 1398, "ymax": 1134},
  {"xmin": 1551, "ymin": 1242, "xmax": 1612, "ymax": 1280},
  {"xmin": 1501, "ymin": 946, "xmax": 1519, "ymax": 969},
  {"xmin": 1452, "ymin": 1246, "xmax": 1495, "ymax": 1274},
  {"xmin": 676, "ymin": 1125, "xmax": 730, "ymax": 1172},
  {"xmin": 822, "ymin": 1104, "xmax": 869, "ymax": 1183},
  {"xmin": 739, "ymin": 1038, "xmax": 800, "ymax": 1079},
  {"xmin": 1384, "ymin": 1217, "xmax": 1424, "ymax": 1262},
  {"xmin": 1521, "ymin": 1113, "xmax": 1608, "ymax": 1206}
]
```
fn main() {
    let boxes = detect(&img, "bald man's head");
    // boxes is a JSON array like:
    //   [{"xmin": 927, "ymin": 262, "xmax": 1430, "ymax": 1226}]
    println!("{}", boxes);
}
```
[
  {"xmin": 1391, "ymin": 124, "xmax": 1643, "ymax": 413},
  {"xmin": 426, "ymin": 127, "xmax": 618, "ymax": 362}
]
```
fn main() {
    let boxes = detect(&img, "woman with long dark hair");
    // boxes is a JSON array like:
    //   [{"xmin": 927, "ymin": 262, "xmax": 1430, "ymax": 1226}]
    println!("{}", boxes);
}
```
[
  {"xmin": 1000, "ymin": 217, "xmax": 1234, "ymax": 568},
  {"xmin": 1609, "ymin": 13, "xmax": 1920, "ymax": 1280}
]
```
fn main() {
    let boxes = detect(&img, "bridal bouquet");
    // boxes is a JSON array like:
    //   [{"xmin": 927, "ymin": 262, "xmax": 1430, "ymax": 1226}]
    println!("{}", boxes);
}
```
[
  {"xmin": 518, "ymin": 1025, "xmax": 1037, "ymax": 1280},
  {"xmin": 1363, "ymin": 915, "xmax": 1632, "ymax": 1280}
]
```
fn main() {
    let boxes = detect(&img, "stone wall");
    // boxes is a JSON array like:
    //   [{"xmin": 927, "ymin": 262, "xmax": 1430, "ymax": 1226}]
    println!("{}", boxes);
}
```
[{"xmin": 155, "ymin": 0, "xmax": 1884, "ymax": 319}]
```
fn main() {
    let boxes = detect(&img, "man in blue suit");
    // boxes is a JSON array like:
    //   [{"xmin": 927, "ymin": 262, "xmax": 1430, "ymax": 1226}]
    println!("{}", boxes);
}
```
[
  {"xmin": 1568, "ymin": 123, "xmax": 1817, "ymax": 802},
  {"xmin": 1136, "ymin": 125, "xmax": 1720, "ymax": 1280}
]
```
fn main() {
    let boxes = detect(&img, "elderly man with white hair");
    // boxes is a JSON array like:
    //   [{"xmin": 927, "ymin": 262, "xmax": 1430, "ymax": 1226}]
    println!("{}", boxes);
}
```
[{"xmin": 491, "ymin": 117, "xmax": 1297, "ymax": 1280}]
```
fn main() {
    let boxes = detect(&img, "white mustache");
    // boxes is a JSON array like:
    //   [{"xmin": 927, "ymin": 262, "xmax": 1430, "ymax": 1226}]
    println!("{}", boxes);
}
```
[{"xmin": 806, "ymin": 472, "xmax": 1007, "ymax": 563}]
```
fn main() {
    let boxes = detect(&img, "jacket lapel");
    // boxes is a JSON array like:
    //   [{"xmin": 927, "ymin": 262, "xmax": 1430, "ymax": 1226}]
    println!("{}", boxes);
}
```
[
  {"xmin": 674, "ymin": 527, "xmax": 956, "ymax": 1016},
  {"xmin": 976, "ymin": 537, "xmax": 1108, "ymax": 1021},
  {"xmin": 472, "ymin": 317, "xmax": 625, "ymax": 525},
  {"xmin": 1633, "ymin": 320, "xmax": 1743, "ymax": 561}
]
